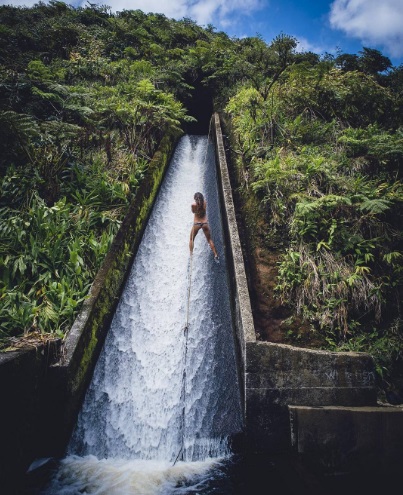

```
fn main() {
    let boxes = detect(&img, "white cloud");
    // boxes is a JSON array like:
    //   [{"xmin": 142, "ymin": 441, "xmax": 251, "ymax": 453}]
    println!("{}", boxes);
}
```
[
  {"xmin": 78, "ymin": 0, "xmax": 189, "ymax": 19},
  {"xmin": 95, "ymin": 0, "xmax": 264, "ymax": 27},
  {"xmin": 0, "ymin": 0, "xmax": 265, "ymax": 29},
  {"xmin": 329, "ymin": 0, "xmax": 403, "ymax": 57},
  {"xmin": 0, "ymin": 0, "xmax": 37, "ymax": 5},
  {"xmin": 295, "ymin": 36, "xmax": 329, "ymax": 56}
]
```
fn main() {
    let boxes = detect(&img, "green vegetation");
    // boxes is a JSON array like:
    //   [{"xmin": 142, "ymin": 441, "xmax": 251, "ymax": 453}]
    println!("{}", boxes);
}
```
[
  {"xmin": 225, "ymin": 47, "xmax": 403, "ymax": 398},
  {"xmin": 0, "ymin": 3, "xmax": 195, "ymax": 341},
  {"xmin": 1, "ymin": 2, "xmax": 402, "ymax": 399}
]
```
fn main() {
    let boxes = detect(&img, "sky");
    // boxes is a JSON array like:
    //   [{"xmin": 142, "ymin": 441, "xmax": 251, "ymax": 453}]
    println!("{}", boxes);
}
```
[{"xmin": 1, "ymin": 0, "xmax": 403, "ymax": 67}]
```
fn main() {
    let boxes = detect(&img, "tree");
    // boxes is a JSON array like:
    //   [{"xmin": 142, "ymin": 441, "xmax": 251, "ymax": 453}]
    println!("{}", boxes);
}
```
[
  {"xmin": 358, "ymin": 47, "xmax": 392, "ymax": 76},
  {"xmin": 335, "ymin": 53, "xmax": 360, "ymax": 72},
  {"xmin": 239, "ymin": 34, "xmax": 297, "ymax": 100}
]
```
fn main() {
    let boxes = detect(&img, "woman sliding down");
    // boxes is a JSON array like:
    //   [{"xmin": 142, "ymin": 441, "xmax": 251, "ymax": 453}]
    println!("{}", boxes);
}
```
[{"xmin": 189, "ymin": 192, "xmax": 219, "ymax": 263}]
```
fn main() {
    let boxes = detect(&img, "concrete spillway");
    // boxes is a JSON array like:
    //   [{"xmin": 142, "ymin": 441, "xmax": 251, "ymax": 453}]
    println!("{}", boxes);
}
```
[
  {"xmin": 5, "ymin": 118, "xmax": 398, "ymax": 495},
  {"xmin": 4, "ymin": 117, "xmax": 399, "ymax": 495},
  {"xmin": 41, "ymin": 135, "xmax": 243, "ymax": 494}
]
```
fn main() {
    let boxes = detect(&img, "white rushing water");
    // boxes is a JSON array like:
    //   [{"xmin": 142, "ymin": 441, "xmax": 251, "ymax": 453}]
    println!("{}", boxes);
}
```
[{"xmin": 42, "ymin": 135, "xmax": 243, "ymax": 495}]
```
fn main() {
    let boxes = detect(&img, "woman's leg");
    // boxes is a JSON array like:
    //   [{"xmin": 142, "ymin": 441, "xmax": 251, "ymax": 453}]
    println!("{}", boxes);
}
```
[
  {"xmin": 202, "ymin": 224, "xmax": 218, "ymax": 258},
  {"xmin": 189, "ymin": 225, "xmax": 200, "ymax": 253}
]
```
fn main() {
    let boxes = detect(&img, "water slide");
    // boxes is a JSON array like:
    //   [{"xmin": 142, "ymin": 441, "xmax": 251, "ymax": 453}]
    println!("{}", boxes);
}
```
[{"xmin": 41, "ymin": 135, "xmax": 243, "ymax": 494}]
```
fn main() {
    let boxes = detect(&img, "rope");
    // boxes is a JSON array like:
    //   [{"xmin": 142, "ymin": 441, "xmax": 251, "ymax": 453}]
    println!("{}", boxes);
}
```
[
  {"xmin": 173, "ymin": 119, "xmax": 213, "ymax": 465},
  {"xmin": 184, "ymin": 253, "xmax": 193, "ymax": 334},
  {"xmin": 201, "ymin": 117, "xmax": 213, "ymax": 168},
  {"xmin": 173, "ymin": 252, "xmax": 193, "ymax": 466}
]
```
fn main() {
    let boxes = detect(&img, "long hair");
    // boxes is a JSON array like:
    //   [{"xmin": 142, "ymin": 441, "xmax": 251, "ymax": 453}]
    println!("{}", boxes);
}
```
[{"xmin": 193, "ymin": 192, "xmax": 206, "ymax": 217}]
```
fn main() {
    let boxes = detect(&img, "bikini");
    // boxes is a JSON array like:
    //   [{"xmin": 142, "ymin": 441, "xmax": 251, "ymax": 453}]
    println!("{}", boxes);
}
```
[{"xmin": 194, "ymin": 222, "xmax": 208, "ymax": 226}]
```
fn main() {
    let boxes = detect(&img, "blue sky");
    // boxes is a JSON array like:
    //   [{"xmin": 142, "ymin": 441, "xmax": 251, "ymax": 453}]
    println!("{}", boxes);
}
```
[{"xmin": 2, "ymin": 0, "xmax": 403, "ymax": 66}]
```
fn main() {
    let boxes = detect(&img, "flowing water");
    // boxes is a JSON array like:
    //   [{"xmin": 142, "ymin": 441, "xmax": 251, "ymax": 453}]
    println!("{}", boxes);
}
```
[{"xmin": 40, "ymin": 135, "xmax": 244, "ymax": 495}]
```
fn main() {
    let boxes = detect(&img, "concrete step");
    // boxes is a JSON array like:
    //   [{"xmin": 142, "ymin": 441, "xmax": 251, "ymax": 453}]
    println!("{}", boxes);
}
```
[{"xmin": 289, "ymin": 404, "xmax": 403, "ymax": 476}]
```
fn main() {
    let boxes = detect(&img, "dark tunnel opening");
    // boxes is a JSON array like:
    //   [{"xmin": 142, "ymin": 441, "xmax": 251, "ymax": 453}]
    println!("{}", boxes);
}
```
[{"xmin": 182, "ymin": 78, "xmax": 214, "ymax": 134}]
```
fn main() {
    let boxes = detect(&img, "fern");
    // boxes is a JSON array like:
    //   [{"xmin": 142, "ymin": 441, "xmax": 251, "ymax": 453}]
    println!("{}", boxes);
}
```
[
  {"xmin": 0, "ymin": 110, "xmax": 39, "ymax": 150},
  {"xmin": 359, "ymin": 197, "xmax": 392, "ymax": 214}
]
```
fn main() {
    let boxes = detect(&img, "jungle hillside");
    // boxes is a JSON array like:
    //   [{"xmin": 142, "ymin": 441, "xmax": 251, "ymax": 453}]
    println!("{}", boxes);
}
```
[{"xmin": 0, "ymin": 2, "xmax": 402, "ymax": 403}]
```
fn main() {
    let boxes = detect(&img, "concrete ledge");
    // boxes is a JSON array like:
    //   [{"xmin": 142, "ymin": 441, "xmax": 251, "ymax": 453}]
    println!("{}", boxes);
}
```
[
  {"xmin": 289, "ymin": 405, "xmax": 403, "ymax": 475},
  {"xmin": 247, "ymin": 341, "xmax": 376, "ymax": 389},
  {"xmin": 213, "ymin": 112, "xmax": 255, "ymax": 413},
  {"xmin": 0, "ymin": 342, "xmax": 59, "ymax": 493},
  {"xmin": 245, "ymin": 341, "xmax": 377, "ymax": 453}
]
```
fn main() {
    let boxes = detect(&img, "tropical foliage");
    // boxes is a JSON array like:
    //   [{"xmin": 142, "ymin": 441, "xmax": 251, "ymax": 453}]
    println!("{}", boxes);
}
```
[
  {"xmin": 225, "ymin": 48, "xmax": 403, "ymax": 396},
  {"xmin": 0, "ymin": 2, "xmax": 195, "ymax": 341}
]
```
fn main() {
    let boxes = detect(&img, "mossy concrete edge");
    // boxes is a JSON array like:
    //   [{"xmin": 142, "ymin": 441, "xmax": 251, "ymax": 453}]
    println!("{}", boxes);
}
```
[
  {"xmin": 0, "ymin": 129, "xmax": 182, "ymax": 492},
  {"xmin": 212, "ymin": 112, "xmax": 254, "ymax": 415},
  {"xmin": 45, "ymin": 128, "xmax": 183, "ymax": 456}
]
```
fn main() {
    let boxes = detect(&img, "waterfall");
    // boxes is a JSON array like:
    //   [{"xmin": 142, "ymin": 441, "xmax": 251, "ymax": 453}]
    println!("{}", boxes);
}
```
[{"xmin": 42, "ymin": 135, "xmax": 243, "ymax": 495}]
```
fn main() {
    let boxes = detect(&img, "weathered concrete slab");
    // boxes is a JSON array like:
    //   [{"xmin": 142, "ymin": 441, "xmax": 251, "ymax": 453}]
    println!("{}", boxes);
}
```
[
  {"xmin": 246, "ymin": 341, "xmax": 375, "ymax": 388},
  {"xmin": 0, "ymin": 342, "xmax": 60, "ymax": 494},
  {"xmin": 289, "ymin": 405, "xmax": 403, "ymax": 475},
  {"xmin": 246, "ymin": 387, "xmax": 378, "ymax": 453}
]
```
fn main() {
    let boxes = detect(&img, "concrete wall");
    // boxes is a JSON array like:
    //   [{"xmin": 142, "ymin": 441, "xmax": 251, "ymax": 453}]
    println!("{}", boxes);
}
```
[
  {"xmin": 246, "ymin": 342, "xmax": 377, "ymax": 453},
  {"xmin": 0, "ymin": 129, "xmax": 181, "ymax": 493},
  {"xmin": 212, "ymin": 113, "xmax": 403, "ymax": 469},
  {"xmin": 289, "ymin": 405, "xmax": 403, "ymax": 475},
  {"xmin": 0, "ymin": 342, "xmax": 60, "ymax": 494},
  {"xmin": 212, "ymin": 112, "xmax": 255, "ymax": 413}
]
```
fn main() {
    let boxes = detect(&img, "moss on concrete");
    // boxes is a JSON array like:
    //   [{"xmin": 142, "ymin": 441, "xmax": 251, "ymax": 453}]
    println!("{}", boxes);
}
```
[{"xmin": 43, "ymin": 128, "xmax": 183, "ymax": 455}]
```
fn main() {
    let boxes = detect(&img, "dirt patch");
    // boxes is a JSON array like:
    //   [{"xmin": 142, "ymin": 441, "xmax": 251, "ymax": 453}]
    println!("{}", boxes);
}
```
[
  {"xmin": 250, "ymin": 247, "xmax": 286, "ymax": 342},
  {"xmin": 220, "ymin": 123, "xmax": 327, "ymax": 348},
  {"xmin": 0, "ymin": 331, "xmax": 61, "ymax": 352},
  {"xmin": 247, "ymin": 242, "xmax": 326, "ymax": 348}
]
